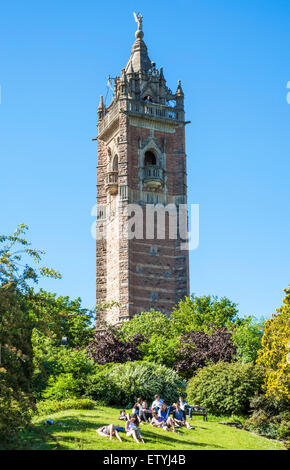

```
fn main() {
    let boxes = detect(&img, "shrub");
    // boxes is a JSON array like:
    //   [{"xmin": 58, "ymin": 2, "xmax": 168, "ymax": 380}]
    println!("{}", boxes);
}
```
[
  {"xmin": 244, "ymin": 394, "xmax": 290, "ymax": 441},
  {"xmin": 85, "ymin": 361, "xmax": 187, "ymax": 406},
  {"xmin": 41, "ymin": 373, "xmax": 86, "ymax": 400},
  {"xmin": 176, "ymin": 327, "xmax": 236, "ymax": 378},
  {"xmin": 36, "ymin": 398, "xmax": 96, "ymax": 415},
  {"xmin": 87, "ymin": 330, "xmax": 143, "ymax": 365},
  {"xmin": 186, "ymin": 361, "xmax": 264, "ymax": 415}
]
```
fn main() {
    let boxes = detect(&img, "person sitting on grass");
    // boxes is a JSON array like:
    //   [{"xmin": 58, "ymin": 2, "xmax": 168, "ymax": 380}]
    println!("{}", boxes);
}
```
[
  {"xmin": 119, "ymin": 410, "xmax": 127, "ymax": 421},
  {"xmin": 173, "ymin": 403, "xmax": 195, "ymax": 430},
  {"xmin": 151, "ymin": 394, "xmax": 163, "ymax": 412},
  {"xmin": 139, "ymin": 400, "xmax": 152, "ymax": 423},
  {"xmin": 125, "ymin": 416, "xmax": 145, "ymax": 444},
  {"xmin": 158, "ymin": 403, "xmax": 177, "ymax": 432},
  {"xmin": 96, "ymin": 424, "xmax": 122, "ymax": 442},
  {"xmin": 150, "ymin": 412, "xmax": 177, "ymax": 433},
  {"xmin": 178, "ymin": 396, "xmax": 193, "ymax": 420},
  {"xmin": 132, "ymin": 397, "xmax": 143, "ymax": 424}
]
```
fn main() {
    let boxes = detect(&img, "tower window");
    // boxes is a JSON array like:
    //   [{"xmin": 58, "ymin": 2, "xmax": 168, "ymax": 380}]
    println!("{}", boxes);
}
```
[
  {"xmin": 112, "ymin": 155, "xmax": 118, "ymax": 172},
  {"xmin": 144, "ymin": 151, "xmax": 156, "ymax": 166}
]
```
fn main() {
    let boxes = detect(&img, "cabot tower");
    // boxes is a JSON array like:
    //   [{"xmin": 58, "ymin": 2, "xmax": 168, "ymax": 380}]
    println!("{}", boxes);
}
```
[{"xmin": 96, "ymin": 13, "xmax": 189, "ymax": 324}]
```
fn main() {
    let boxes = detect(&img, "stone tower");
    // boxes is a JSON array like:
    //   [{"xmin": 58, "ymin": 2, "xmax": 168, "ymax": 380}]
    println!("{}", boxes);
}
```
[{"xmin": 96, "ymin": 13, "xmax": 189, "ymax": 324}]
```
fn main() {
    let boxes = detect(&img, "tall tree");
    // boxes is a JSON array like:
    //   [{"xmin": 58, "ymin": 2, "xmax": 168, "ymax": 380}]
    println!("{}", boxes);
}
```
[
  {"xmin": 0, "ymin": 224, "xmax": 60, "ymax": 445},
  {"xmin": 257, "ymin": 287, "xmax": 290, "ymax": 402},
  {"xmin": 171, "ymin": 294, "xmax": 239, "ymax": 336}
]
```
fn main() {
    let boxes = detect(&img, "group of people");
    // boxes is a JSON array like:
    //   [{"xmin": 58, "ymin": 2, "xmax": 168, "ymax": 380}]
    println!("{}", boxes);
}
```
[{"xmin": 96, "ymin": 395, "xmax": 195, "ymax": 444}]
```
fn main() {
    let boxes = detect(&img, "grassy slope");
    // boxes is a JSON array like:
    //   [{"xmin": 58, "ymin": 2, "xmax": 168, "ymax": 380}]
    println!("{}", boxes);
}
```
[{"xmin": 20, "ymin": 407, "xmax": 286, "ymax": 450}]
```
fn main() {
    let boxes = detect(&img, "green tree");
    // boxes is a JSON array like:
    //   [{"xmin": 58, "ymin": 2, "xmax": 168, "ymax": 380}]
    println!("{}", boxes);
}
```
[
  {"xmin": 231, "ymin": 316, "xmax": 264, "ymax": 363},
  {"xmin": 29, "ymin": 290, "xmax": 94, "ymax": 348},
  {"xmin": 171, "ymin": 294, "xmax": 239, "ymax": 336},
  {"xmin": 120, "ymin": 310, "xmax": 172, "ymax": 341},
  {"xmin": 0, "ymin": 224, "xmax": 60, "ymax": 445},
  {"xmin": 257, "ymin": 287, "xmax": 290, "ymax": 402}
]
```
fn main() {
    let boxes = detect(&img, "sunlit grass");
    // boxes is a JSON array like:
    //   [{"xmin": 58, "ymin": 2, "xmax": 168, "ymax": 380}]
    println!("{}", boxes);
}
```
[{"xmin": 19, "ymin": 406, "xmax": 286, "ymax": 450}]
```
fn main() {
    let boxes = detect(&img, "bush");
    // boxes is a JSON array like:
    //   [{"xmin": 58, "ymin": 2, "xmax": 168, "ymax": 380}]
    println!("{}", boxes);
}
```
[
  {"xmin": 0, "ymin": 375, "xmax": 34, "ymax": 447},
  {"xmin": 85, "ymin": 361, "xmax": 187, "ymax": 406},
  {"xmin": 244, "ymin": 394, "xmax": 290, "ymax": 441},
  {"xmin": 87, "ymin": 330, "xmax": 143, "ymax": 365},
  {"xmin": 41, "ymin": 373, "xmax": 87, "ymax": 400},
  {"xmin": 186, "ymin": 361, "xmax": 264, "ymax": 415},
  {"xmin": 36, "ymin": 398, "xmax": 96, "ymax": 415},
  {"xmin": 36, "ymin": 348, "xmax": 96, "ymax": 400},
  {"xmin": 176, "ymin": 327, "xmax": 236, "ymax": 378}
]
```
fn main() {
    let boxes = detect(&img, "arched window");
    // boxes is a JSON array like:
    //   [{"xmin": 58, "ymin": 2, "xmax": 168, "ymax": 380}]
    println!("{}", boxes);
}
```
[
  {"xmin": 144, "ymin": 150, "xmax": 156, "ymax": 166},
  {"xmin": 112, "ymin": 155, "xmax": 118, "ymax": 172}
]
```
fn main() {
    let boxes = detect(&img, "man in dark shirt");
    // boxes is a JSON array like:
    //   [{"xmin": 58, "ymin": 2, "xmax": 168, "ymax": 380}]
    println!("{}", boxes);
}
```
[{"xmin": 172, "ymin": 403, "xmax": 195, "ymax": 430}]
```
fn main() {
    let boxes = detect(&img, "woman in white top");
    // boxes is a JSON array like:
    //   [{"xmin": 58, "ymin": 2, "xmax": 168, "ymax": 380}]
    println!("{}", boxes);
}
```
[
  {"xmin": 125, "ymin": 416, "xmax": 145, "ymax": 443},
  {"xmin": 151, "ymin": 394, "xmax": 164, "ymax": 412}
]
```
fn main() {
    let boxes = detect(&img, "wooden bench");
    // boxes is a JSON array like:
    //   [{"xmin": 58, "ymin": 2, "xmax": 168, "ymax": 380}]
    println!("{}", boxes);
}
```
[
  {"xmin": 170, "ymin": 405, "xmax": 208, "ymax": 421},
  {"xmin": 190, "ymin": 407, "xmax": 208, "ymax": 421}
]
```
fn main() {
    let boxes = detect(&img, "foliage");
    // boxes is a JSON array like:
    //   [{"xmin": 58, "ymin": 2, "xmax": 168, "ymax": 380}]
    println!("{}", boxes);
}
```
[
  {"xmin": 171, "ymin": 294, "xmax": 239, "ymax": 336},
  {"xmin": 0, "ymin": 223, "xmax": 60, "ymax": 291},
  {"xmin": 244, "ymin": 394, "xmax": 290, "ymax": 441},
  {"xmin": 257, "ymin": 287, "xmax": 290, "ymax": 402},
  {"xmin": 231, "ymin": 316, "xmax": 264, "ymax": 363},
  {"xmin": 38, "ymin": 347, "xmax": 96, "ymax": 400},
  {"xmin": 0, "ymin": 224, "xmax": 60, "ymax": 446},
  {"xmin": 29, "ymin": 290, "xmax": 94, "ymax": 348},
  {"xmin": 120, "ymin": 310, "xmax": 172, "ymax": 341},
  {"xmin": 176, "ymin": 327, "xmax": 237, "ymax": 377},
  {"xmin": 0, "ymin": 367, "xmax": 33, "ymax": 447},
  {"xmin": 85, "ymin": 361, "xmax": 187, "ymax": 406},
  {"xmin": 186, "ymin": 361, "xmax": 264, "ymax": 415},
  {"xmin": 139, "ymin": 334, "xmax": 179, "ymax": 368},
  {"xmin": 41, "ymin": 373, "xmax": 86, "ymax": 400},
  {"xmin": 87, "ymin": 328, "xmax": 143, "ymax": 365},
  {"xmin": 36, "ymin": 398, "xmax": 96, "ymax": 415}
]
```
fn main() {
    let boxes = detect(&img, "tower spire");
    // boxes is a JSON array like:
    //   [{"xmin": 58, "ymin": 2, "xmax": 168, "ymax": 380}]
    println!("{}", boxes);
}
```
[{"xmin": 126, "ymin": 12, "xmax": 151, "ymax": 74}]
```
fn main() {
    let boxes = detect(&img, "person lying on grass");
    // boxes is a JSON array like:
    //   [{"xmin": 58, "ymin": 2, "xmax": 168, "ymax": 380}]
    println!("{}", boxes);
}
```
[
  {"xmin": 96, "ymin": 424, "xmax": 122, "ymax": 442},
  {"xmin": 172, "ymin": 403, "xmax": 195, "ymax": 430},
  {"xmin": 125, "ymin": 416, "xmax": 145, "ymax": 443}
]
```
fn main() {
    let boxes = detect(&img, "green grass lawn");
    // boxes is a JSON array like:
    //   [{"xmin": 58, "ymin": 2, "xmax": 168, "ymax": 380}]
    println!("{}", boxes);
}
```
[{"xmin": 19, "ymin": 406, "xmax": 286, "ymax": 450}]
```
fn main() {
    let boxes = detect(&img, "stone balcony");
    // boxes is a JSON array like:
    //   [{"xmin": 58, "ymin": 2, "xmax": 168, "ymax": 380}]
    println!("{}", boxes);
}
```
[
  {"xmin": 127, "ymin": 100, "xmax": 182, "ymax": 122},
  {"xmin": 142, "ymin": 165, "xmax": 164, "ymax": 190},
  {"xmin": 105, "ymin": 171, "xmax": 118, "ymax": 195},
  {"xmin": 97, "ymin": 99, "xmax": 184, "ymax": 138}
]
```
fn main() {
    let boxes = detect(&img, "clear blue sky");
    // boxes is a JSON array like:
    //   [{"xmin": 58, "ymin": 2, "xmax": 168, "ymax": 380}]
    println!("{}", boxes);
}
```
[{"xmin": 0, "ymin": 0, "xmax": 289, "ymax": 319}]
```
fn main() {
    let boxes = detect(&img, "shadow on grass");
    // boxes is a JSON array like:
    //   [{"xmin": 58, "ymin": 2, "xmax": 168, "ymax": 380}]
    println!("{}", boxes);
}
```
[{"xmin": 23, "ymin": 414, "xmax": 224, "ymax": 450}]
